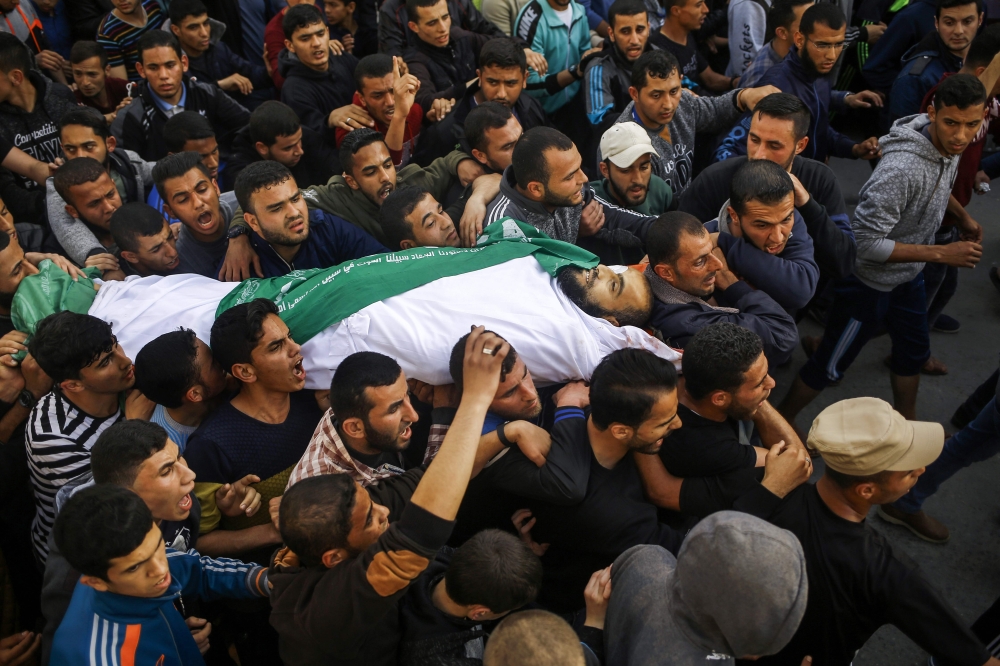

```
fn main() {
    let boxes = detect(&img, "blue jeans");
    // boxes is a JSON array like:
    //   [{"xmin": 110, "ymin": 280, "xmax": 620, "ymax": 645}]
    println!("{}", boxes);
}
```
[{"xmin": 894, "ymin": 396, "xmax": 1000, "ymax": 513}]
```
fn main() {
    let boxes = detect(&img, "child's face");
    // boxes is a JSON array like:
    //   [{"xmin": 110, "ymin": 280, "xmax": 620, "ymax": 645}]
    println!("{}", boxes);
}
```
[
  {"xmin": 324, "ymin": 0, "xmax": 353, "ymax": 25},
  {"xmin": 97, "ymin": 524, "xmax": 173, "ymax": 598}
]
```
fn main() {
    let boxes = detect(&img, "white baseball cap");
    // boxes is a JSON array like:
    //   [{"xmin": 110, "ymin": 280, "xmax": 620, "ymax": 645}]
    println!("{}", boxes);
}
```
[{"xmin": 600, "ymin": 122, "xmax": 657, "ymax": 168}]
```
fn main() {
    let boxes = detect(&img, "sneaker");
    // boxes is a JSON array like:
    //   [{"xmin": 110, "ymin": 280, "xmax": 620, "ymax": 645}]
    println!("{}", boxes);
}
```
[
  {"xmin": 877, "ymin": 505, "xmax": 950, "ymax": 543},
  {"xmin": 931, "ymin": 314, "xmax": 961, "ymax": 333}
]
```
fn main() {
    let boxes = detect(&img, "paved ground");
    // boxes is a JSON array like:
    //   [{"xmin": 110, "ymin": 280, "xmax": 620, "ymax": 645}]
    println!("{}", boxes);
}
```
[{"xmin": 772, "ymin": 157, "xmax": 1000, "ymax": 664}]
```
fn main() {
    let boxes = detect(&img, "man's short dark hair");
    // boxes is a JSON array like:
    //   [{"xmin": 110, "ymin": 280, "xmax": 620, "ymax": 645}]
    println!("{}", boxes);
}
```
[
  {"xmin": 934, "ymin": 72, "xmax": 987, "ymax": 110},
  {"xmin": 964, "ymin": 24, "xmax": 1000, "ymax": 69},
  {"xmin": 406, "ymin": 0, "xmax": 443, "ymax": 23},
  {"xmin": 631, "ymin": 50, "xmax": 680, "ymax": 90},
  {"xmin": 280, "ymin": 474, "xmax": 358, "ymax": 566},
  {"xmin": 479, "ymin": 38, "xmax": 526, "ymax": 71},
  {"xmin": 283, "ymin": 3, "xmax": 325, "ymax": 40},
  {"xmin": 152, "ymin": 151, "xmax": 212, "ymax": 201},
  {"xmin": 91, "ymin": 420, "xmax": 170, "ymax": 487},
  {"xmin": 0, "ymin": 33, "xmax": 31, "ymax": 74},
  {"xmin": 556, "ymin": 267, "xmax": 651, "ymax": 327},
  {"xmin": 250, "ymin": 101, "xmax": 302, "ymax": 147},
  {"xmin": 169, "ymin": 0, "xmax": 209, "ymax": 25},
  {"xmin": 110, "ymin": 203, "xmax": 167, "ymax": 254},
  {"xmin": 211, "ymin": 299, "xmax": 280, "ymax": 373},
  {"xmin": 798, "ymin": 2, "xmax": 844, "ymax": 35},
  {"xmin": 339, "ymin": 128, "xmax": 387, "ymax": 176},
  {"xmin": 449, "ymin": 331, "xmax": 518, "ymax": 392},
  {"xmin": 134, "ymin": 329, "xmax": 200, "ymax": 408},
  {"xmin": 354, "ymin": 54, "xmax": 393, "ymax": 92},
  {"xmin": 683, "ymin": 322, "xmax": 764, "ymax": 399},
  {"xmin": 137, "ymin": 30, "xmax": 183, "ymax": 63},
  {"xmin": 646, "ymin": 211, "xmax": 709, "ymax": 266},
  {"xmin": 28, "ymin": 312, "xmax": 116, "ymax": 383},
  {"xmin": 53, "ymin": 156, "xmax": 107, "ymax": 204},
  {"xmin": 59, "ymin": 106, "xmax": 111, "ymax": 142},
  {"xmin": 234, "ymin": 160, "xmax": 294, "ymax": 214},
  {"xmin": 380, "ymin": 185, "xmax": 429, "ymax": 250},
  {"xmin": 465, "ymin": 102, "xmax": 514, "ymax": 153},
  {"xmin": 329, "ymin": 351, "xmax": 402, "ymax": 421},
  {"xmin": 70, "ymin": 40, "xmax": 108, "ymax": 67},
  {"xmin": 608, "ymin": 0, "xmax": 648, "ymax": 26},
  {"xmin": 765, "ymin": 0, "xmax": 813, "ymax": 40},
  {"xmin": 55, "ymin": 486, "xmax": 154, "ymax": 580},
  {"xmin": 163, "ymin": 111, "xmax": 216, "ymax": 154},
  {"xmin": 937, "ymin": 0, "xmax": 982, "ymax": 18},
  {"xmin": 729, "ymin": 159, "xmax": 794, "ymax": 216},
  {"xmin": 753, "ymin": 93, "xmax": 811, "ymax": 141},
  {"xmin": 590, "ymin": 349, "xmax": 678, "ymax": 430},
  {"xmin": 512, "ymin": 127, "xmax": 573, "ymax": 188},
  {"xmin": 445, "ymin": 530, "xmax": 542, "ymax": 614}
]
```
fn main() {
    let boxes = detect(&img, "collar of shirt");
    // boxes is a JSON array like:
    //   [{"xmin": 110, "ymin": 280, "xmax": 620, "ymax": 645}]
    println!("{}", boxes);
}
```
[{"xmin": 151, "ymin": 83, "xmax": 187, "ymax": 117}]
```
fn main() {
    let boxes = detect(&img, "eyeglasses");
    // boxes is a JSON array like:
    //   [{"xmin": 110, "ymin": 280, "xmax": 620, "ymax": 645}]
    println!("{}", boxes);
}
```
[{"xmin": 805, "ymin": 38, "xmax": 846, "ymax": 52}]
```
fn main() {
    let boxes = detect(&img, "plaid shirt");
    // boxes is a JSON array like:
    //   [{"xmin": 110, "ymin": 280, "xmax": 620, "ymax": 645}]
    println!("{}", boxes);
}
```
[
  {"xmin": 286, "ymin": 410, "xmax": 445, "ymax": 489},
  {"xmin": 740, "ymin": 41, "xmax": 783, "ymax": 88}
]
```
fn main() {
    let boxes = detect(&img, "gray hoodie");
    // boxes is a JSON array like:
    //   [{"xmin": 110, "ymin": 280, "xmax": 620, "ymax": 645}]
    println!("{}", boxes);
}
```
[
  {"xmin": 615, "ymin": 91, "xmax": 741, "ymax": 196},
  {"xmin": 604, "ymin": 511, "xmax": 808, "ymax": 665},
  {"xmin": 852, "ymin": 114, "xmax": 960, "ymax": 291}
]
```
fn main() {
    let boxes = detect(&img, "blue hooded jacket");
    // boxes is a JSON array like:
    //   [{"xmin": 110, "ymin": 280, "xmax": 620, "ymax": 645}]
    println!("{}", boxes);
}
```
[
  {"xmin": 51, "ymin": 549, "xmax": 268, "ymax": 666},
  {"xmin": 888, "ymin": 32, "xmax": 963, "ymax": 121},
  {"xmin": 862, "ymin": 0, "xmax": 937, "ymax": 91},
  {"xmin": 714, "ymin": 48, "xmax": 854, "ymax": 163},
  {"xmin": 247, "ymin": 208, "xmax": 392, "ymax": 277}
]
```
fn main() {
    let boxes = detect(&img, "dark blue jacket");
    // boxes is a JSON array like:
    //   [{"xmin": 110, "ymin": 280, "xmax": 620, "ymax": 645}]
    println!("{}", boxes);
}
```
[
  {"xmin": 648, "ymin": 279, "xmax": 799, "ymax": 366},
  {"xmin": 249, "ymin": 208, "xmax": 391, "ymax": 277},
  {"xmin": 714, "ymin": 48, "xmax": 854, "ymax": 164},
  {"xmin": 187, "ymin": 40, "xmax": 271, "ymax": 92},
  {"xmin": 888, "ymin": 32, "xmax": 963, "ymax": 121},
  {"xmin": 705, "ymin": 209, "xmax": 819, "ymax": 312},
  {"xmin": 862, "ymin": 0, "xmax": 937, "ymax": 92}
]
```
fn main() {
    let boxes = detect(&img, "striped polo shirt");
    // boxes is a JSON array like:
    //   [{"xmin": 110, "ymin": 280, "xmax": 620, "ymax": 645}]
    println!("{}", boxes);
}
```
[{"xmin": 95, "ymin": 0, "xmax": 164, "ymax": 82}]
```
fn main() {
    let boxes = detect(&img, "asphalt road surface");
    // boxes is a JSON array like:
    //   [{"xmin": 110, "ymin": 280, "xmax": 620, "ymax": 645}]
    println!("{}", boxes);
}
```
[{"xmin": 770, "ymin": 157, "xmax": 1000, "ymax": 664}]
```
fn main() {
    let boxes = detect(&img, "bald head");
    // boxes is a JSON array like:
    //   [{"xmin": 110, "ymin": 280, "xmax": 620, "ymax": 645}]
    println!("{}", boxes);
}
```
[{"xmin": 483, "ymin": 610, "xmax": 585, "ymax": 666}]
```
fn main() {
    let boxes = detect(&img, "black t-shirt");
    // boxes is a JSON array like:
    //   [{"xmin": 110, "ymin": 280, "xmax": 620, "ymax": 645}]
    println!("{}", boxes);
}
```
[
  {"xmin": 747, "ymin": 484, "xmax": 989, "ymax": 666},
  {"xmin": 651, "ymin": 32, "xmax": 708, "ymax": 83},
  {"xmin": 659, "ymin": 404, "xmax": 759, "ymax": 478}
]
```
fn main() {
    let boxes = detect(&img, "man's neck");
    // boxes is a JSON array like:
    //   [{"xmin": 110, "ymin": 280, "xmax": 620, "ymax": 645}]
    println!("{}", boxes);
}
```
[
  {"xmin": 772, "ymin": 37, "xmax": 791, "ymax": 59},
  {"xmin": 181, "ymin": 42, "xmax": 207, "ymax": 59},
  {"xmin": 230, "ymin": 383, "xmax": 293, "ymax": 424},
  {"xmin": 88, "ymin": 85, "xmax": 111, "ymax": 109},
  {"xmin": 166, "ymin": 400, "xmax": 211, "ymax": 428},
  {"xmin": 114, "ymin": 3, "xmax": 146, "ymax": 25},
  {"xmin": 305, "ymin": 58, "xmax": 330, "ymax": 74},
  {"xmin": 679, "ymin": 389, "xmax": 728, "ymax": 422},
  {"xmin": 815, "ymin": 474, "xmax": 870, "ymax": 523},
  {"xmin": 431, "ymin": 579, "xmax": 471, "ymax": 619},
  {"xmin": 7, "ymin": 78, "xmax": 37, "ymax": 114},
  {"xmin": 587, "ymin": 417, "xmax": 629, "ymax": 469},
  {"xmin": 546, "ymin": 0, "xmax": 570, "ymax": 10},
  {"xmin": 62, "ymin": 388, "xmax": 120, "ymax": 419},
  {"xmin": 660, "ymin": 19, "xmax": 689, "ymax": 45},
  {"xmin": 270, "ymin": 241, "xmax": 301, "ymax": 264}
]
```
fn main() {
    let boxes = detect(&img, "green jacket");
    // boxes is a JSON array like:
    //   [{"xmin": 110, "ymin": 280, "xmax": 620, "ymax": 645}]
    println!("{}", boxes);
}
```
[
  {"xmin": 589, "ymin": 174, "xmax": 673, "ymax": 216},
  {"xmin": 515, "ymin": 0, "xmax": 590, "ymax": 114},
  {"xmin": 229, "ymin": 150, "xmax": 469, "ymax": 245}
]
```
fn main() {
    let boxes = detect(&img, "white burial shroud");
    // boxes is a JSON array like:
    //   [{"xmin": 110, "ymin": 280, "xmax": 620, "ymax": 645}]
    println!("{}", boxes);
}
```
[{"xmin": 88, "ymin": 257, "xmax": 682, "ymax": 390}]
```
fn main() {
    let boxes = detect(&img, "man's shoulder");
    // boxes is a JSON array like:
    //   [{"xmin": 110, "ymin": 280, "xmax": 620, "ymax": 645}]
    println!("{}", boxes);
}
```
[{"xmin": 513, "ymin": 0, "xmax": 546, "ymax": 44}]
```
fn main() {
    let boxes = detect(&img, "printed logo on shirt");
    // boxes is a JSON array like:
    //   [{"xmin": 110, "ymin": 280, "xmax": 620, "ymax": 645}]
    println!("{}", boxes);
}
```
[
  {"xmin": 517, "ymin": 3, "xmax": 541, "ymax": 44},
  {"xmin": 14, "ymin": 121, "xmax": 61, "ymax": 163}
]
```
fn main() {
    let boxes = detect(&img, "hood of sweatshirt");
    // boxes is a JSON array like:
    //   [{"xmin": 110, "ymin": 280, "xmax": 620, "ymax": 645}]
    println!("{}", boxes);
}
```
[
  {"xmin": 278, "ymin": 49, "xmax": 332, "ymax": 81},
  {"xmin": 669, "ymin": 511, "xmax": 808, "ymax": 657},
  {"xmin": 880, "ymin": 113, "xmax": 950, "ymax": 162},
  {"xmin": 901, "ymin": 30, "xmax": 959, "ymax": 66}
]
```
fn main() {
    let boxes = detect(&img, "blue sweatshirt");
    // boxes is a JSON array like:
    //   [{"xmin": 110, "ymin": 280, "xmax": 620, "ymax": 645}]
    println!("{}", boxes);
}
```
[
  {"xmin": 888, "ymin": 33, "xmax": 963, "ymax": 122},
  {"xmin": 248, "ymin": 208, "xmax": 392, "ymax": 277},
  {"xmin": 715, "ymin": 48, "xmax": 854, "ymax": 163},
  {"xmin": 705, "ymin": 207, "xmax": 819, "ymax": 312},
  {"xmin": 51, "ymin": 549, "xmax": 268, "ymax": 666},
  {"xmin": 862, "ymin": 0, "xmax": 937, "ymax": 92}
]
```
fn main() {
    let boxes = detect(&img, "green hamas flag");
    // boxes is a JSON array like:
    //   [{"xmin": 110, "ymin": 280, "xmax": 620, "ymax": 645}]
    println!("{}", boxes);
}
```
[{"xmin": 216, "ymin": 218, "xmax": 599, "ymax": 344}]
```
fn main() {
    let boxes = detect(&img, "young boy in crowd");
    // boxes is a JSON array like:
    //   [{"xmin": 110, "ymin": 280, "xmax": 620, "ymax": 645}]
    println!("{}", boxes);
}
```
[{"xmin": 70, "ymin": 40, "xmax": 132, "ymax": 124}]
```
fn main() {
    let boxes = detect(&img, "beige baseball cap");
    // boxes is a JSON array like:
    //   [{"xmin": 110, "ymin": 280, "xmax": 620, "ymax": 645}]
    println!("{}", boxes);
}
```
[
  {"xmin": 807, "ymin": 397, "xmax": 944, "ymax": 476},
  {"xmin": 600, "ymin": 122, "xmax": 657, "ymax": 168}
]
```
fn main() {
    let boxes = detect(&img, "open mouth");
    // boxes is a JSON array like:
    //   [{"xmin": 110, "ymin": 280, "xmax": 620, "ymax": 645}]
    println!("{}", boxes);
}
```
[
  {"xmin": 399, "ymin": 424, "xmax": 412, "ymax": 440},
  {"xmin": 178, "ymin": 494, "xmax": 193, "ymax": 511},
  {"xmin": 292, "ymin": 358, "xmax": 305, "ymax": 381},
  {"xmin": 155, "ymin": 572, "xmax": 172, "ymax": 591},
  {"xmin": 377, "ymin": 184, "xmax": 393, "ymax": 201},
  {"xmin": 165, "ymin": 256, "xmax": 180, "ymax": 269},
  {"xmin": 288, "ymin": 218, "xmax": 305, "ymax": 234},
  {"xmin": 196, "ymin": 211, "xmax": 215, "ymax": 230}
]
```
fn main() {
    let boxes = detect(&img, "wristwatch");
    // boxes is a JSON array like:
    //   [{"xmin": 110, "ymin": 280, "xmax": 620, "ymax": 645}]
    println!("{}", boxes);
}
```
[
  {"xmin": 18, "ymin": 389, "xmax": 36, "ymax": 410},
  {"xmin": 227, "ymin": 225, "xmax": 251, "ymax": 240},
  {"xmin": 496, "ymin": 421, "xmax": 513, "ymax": 447}
]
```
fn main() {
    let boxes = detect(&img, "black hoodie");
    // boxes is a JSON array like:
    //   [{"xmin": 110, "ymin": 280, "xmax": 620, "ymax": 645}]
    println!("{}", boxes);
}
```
[
  {"xmin": 404, "ymin": 33, "xmax": 485, "ymax": 112},
  {"xmin": 279, "ymin": 49, "xmax": 360, "ymax": 147}
]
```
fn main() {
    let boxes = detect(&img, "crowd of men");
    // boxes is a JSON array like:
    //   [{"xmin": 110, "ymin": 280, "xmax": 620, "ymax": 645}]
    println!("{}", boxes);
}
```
[{"xmin": 0, "ymin": 0, "xmax": 996, "ymax": 663}]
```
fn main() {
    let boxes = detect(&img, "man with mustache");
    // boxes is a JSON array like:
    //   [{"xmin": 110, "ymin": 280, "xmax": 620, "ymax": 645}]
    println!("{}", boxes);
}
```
[
  {"xmin": 584, "ymin": 0, "xmax": 654, "ymax": 131},
  {"xmin": 590, "ymin": 122, "xmax": 672, "ymax": 216},
  {"xmin": 233, "ymin": 160, "xmax": 391, "ymax": 278}
]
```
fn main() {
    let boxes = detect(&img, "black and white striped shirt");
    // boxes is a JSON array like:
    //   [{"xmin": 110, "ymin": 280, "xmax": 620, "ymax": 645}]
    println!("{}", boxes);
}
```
[{"xmin": 25, "ymin": 390, "xmax": 123, "ymax": 563}]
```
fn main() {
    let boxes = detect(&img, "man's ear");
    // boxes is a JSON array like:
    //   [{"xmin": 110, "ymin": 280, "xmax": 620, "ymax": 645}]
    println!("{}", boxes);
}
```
[
  {"xmin": 321, "ymin": 548, "xmax": 349, "ymax": 568},
  {"xmin": 253, "ymin": 141, "xmax": 270, "ymax": 160},
  {"xmin": 608, "ymin": 423, "xmax": 633, "ymax": 441},
  {"xmin": 399, "ymin": 239, "xmax": 416, "ymax": 250},
  {"xmin": 598, "ymin": 161, "xmax": 610, "ymax": 179},
  {"xmin": 628, "ymin": 85, "xmax": 639, "ymax": 103},
  {"xmin": 120, "ymin": 249, "xmax": 139, "ymax": 265},
  {"xmin": 926, "ymin": 104, "xmax": 936, "ymax": 122},
  {"xmin": 231, "ymin": 362, "xmax": 257, "ymax": 384},
  {"xmin": 170, "ymin": 23, "xmax": 181, "ymax": 38},
  {"xmin": 79, "ymin": 575, "xmax": 110, "ymax": 592},
  {"xmin": 243, "ymin": 211, "xmax": 262, "ymax": 235},
  {"xmin": 471, "ymin": 147, "xmax": 488, "ymax": 166},
  {"xmin": 59, "ymin": 378, "xmax": 85, "ymax": 395},
  {"xmin": 708, "ymin": 389, "xmax": 732, "ymax": 410},
  {"xmin": 136, "ymin": 62, "xmax": 146, "ymax": 80},
  {"xmin": 64, "ymin": 204, "xmax": 80, "ymax": 220},
  {"xmin": 343, "ymin": 173, "xmax": 360, "ymax": 191},
  {"xmin": 185, "ymin": 383, "xmax": 206, "ymax": 404},
  {"xmin": 106, "ymin": 135, "xmax": 117, "ymax": 153},
  {"xmin": 792, "ymin": 30, "xmax": 805, "ymax": 50},
  {"xmin": 181, "ymin": 54, "xmax": 189, "ymax": 73},
  {"xmin": 467, "ymin": 605, "xmax": 493, "ymax": 621},
  {"xmin": 407, "ymin": 20, "xmax": 419, "ymax": 33},
  {"xmin": 726, "ymin": 205, "xmax": 740, "ymax": 228},
  {"xmin": 774, "ymin": 26, "xmax": 787, "ymax": 42},
  {"xmin": 162, "ymin": 202, "xmax": 176, "ymax": 219},
  {"xmin": 652, "ymin": 262, "xmax": 675, "ymax": 283},
  {"xmin": 340, "ymin": 416, "xmax": 366, "ymax": 440},
  {"xmin": 854, "ymin": 481, "xmax": 878, "ymax": 502},
  {"xmin": 284, "ymin": 39, "xmax": 294, "ymax": 53},
  {"xmin": 525, "ymin": 180, "xmax": 545, "ymax": 200},
  {"xmin": 794, "ymin": 135, "xmax": 809, "ymax": 156}
]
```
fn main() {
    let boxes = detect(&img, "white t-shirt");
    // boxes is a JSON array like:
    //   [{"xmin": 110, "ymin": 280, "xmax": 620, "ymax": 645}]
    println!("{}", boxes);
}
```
[{"xmin": 553, "ymin": 6, "xmax": 573, "ymax": 28}]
